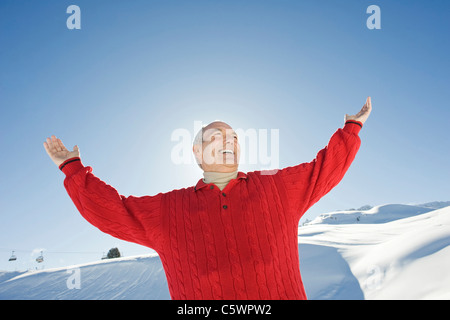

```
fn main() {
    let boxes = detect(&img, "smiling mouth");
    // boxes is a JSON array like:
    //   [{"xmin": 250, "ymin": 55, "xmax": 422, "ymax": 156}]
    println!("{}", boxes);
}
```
[{"xmin": 219, "ymin": 149, "xmax": 234, "ymax": 155}]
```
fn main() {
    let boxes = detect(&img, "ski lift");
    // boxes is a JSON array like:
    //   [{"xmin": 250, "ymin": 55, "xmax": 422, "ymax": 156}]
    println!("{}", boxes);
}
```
[
  {"xmin": 8, "ymin": 251, "xmax": 17, "ymax": 262},
  {"xmin": 36, "ymin": 251, "xmax": 44, "ymax": 263}
]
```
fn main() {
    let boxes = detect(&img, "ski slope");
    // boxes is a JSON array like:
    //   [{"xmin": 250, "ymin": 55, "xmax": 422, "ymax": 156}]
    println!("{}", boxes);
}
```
[
  {"xmin": 1, "ymin": 203, "xmax": 449, "ymax": 300},
  {"xmin": 299, "ymin": 203, "xmax": 450, "ymax": 299}
]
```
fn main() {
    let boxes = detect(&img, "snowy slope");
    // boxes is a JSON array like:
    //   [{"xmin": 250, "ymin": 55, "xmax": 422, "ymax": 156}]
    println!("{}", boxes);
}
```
[
  {"xmin": 299, "ymin": 204, "xmax": 450, "ymax": 299},
  {"xmin": 305, "ymin": 203, "xmax": 448, "ymax": 225},
  {"xmin": 0, "ymin": 254, "xmax": 170, "ymax": 300},
  {"xmin": 1, "ymin": 203, "xmax": 449, "ymax": 300}
]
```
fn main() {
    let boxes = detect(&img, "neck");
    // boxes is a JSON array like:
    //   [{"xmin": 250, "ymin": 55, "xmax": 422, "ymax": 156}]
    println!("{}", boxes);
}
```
[{"xmin": 203, "ymin": 171, "xmax": 238, "ymax": 190}]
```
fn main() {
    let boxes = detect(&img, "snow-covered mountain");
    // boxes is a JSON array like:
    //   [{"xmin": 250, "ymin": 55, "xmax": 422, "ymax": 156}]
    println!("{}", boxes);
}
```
[
  {"xmin": 304, "ymin": 202, "xmax": 450, "ymax": 225},
  {"xmin": 299, "ymin": 203, "xmax": 450, "ymax": 299},
  {"xmin": 1, "ymin": 202, "xmax": 449, "ymax": 300}
]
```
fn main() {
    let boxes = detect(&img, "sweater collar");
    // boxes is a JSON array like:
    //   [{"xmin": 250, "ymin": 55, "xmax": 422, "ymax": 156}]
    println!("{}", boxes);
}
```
[
  {"xmin": 202, "ymin": 171, "xmax": 238, "ymax": 190},
  {"xmin": 194, "ymin": 171, "xmax": 247, "ymax": 192}
]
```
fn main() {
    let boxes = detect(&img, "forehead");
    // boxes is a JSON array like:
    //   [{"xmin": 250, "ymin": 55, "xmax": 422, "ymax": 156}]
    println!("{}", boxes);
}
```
[
  {"xmin": 203, "ymin": 122, "xmax": 236, "ymax": 136},
  {"xmin": 204, "ymin": 121, "xmax": 233, "ymax": 131}
]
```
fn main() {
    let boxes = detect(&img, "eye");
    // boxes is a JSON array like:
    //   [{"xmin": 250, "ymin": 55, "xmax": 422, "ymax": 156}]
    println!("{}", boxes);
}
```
[{"xmin": 209, "ymin": 133, "xmax": 222, "ymax": 141}]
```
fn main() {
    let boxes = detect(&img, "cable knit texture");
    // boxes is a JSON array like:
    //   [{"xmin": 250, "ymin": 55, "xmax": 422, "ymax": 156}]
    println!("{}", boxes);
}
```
[{"xmin": 61, "ymin": 122, "xmax": 362, "ymax": 300}]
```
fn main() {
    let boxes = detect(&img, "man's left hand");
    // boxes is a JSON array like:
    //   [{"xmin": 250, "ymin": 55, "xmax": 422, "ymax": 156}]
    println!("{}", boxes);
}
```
[{"xmin": 345, "ymin": 96, "xmax": 372, "ymax": 125}]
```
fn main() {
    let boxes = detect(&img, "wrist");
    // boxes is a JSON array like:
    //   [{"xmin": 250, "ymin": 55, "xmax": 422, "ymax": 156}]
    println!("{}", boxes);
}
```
[
  {"xmin": 344, "ymin": 120, "xmax": 363, "ymax": 135},
  {"xmin": 59, "ymin": 157, "xmax": 83, "ymax": 177}
]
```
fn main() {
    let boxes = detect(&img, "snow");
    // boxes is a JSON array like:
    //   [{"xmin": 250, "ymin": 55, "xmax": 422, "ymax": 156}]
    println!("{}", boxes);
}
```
[
  {"xmin": 305, "ymin": 202, "xmax": 450, "ymax": 225},
  {"xmin": 300, "ymin": 204, "xmax": 450, "ymax": 299},
  {"xmin": 0, "ymin": 253, "xmax": 170, "ymax": 300},
  {"xmin": 1, "ymin": 203, "xmax": 449, "ymax": 300}
]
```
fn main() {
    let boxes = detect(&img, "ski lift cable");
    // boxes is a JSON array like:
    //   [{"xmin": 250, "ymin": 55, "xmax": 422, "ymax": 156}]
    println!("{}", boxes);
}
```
[
  {"xmin": 0, "ymin": 248, "xmax": 103, "ymax": 255},
  {"xmin": 2, "ymin": 247, "xmax": 152, "ymax": 260}
]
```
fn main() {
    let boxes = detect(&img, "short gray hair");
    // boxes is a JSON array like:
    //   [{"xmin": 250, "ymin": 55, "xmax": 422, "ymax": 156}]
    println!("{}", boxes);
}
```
[
  {"xmin": 192, "ymin": 120, "xmax": 225, "ymax": 146},
  {"xmin": 193, "ymin": 125, "xmax": 206, "ymax": 146}
]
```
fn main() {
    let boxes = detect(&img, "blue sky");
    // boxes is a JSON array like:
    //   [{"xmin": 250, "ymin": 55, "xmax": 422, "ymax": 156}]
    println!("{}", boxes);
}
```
[{"xmin": 1, "ymin": 0, "xmax": 449, "ymax": 271}]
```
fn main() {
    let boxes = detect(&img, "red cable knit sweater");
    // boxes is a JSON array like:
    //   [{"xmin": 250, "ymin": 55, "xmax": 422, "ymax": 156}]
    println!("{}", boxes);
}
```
[{"xmin": 60, "ymin": 121, "xmax": 362, "ymax": 300}]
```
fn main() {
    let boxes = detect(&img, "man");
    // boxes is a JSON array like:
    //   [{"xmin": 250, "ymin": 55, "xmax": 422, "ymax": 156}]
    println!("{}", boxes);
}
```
[{"xmin": 44, "ymin": 97, "xmax": 372, "ymax": 299}]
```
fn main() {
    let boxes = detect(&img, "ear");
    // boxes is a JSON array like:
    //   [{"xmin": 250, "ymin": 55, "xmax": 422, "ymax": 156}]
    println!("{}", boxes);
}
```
[
  {"xmin": 192, "ymin": 144, "xmax": 203, "ymax": 167},
  {"xmin": 193, "ymin": 144, "xmax": 200, "ymax": 155}
]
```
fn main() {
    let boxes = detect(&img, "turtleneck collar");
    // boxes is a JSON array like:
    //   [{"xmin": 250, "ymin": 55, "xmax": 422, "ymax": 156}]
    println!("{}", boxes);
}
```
[{"xmin": 202, "ymin": 171, "xmax": 238, "ymax": 191}]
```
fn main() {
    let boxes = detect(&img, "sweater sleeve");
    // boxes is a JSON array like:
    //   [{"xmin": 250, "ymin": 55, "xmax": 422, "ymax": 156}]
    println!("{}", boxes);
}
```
[
  {"xmin": 60, "ymin": 158, "xmax": 163, "ymax": 251},
  {"xmin": 277, "ymin": 121, "xmax": 362, "ymax": 222}
]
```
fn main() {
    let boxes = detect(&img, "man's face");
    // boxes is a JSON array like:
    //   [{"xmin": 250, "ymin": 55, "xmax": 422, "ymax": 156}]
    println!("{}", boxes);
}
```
[{"xmin": 193, "ymin": 121, "xmax": 240, "ymax": 173}]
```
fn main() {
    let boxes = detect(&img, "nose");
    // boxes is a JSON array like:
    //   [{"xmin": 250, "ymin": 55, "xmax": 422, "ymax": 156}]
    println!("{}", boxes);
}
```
[{"xmin": 223, "ymin": 134, "xmax": 236, "ymax": 148}]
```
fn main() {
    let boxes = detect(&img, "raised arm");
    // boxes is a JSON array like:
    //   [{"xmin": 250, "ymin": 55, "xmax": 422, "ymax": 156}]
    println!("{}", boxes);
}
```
[
  {"xmin": 43, "ymin": 135, "xmax": 163, "ymax": 251},
  {"xmin": 278, "ymin": 97, "xmax": 372, "ymax": 221}
]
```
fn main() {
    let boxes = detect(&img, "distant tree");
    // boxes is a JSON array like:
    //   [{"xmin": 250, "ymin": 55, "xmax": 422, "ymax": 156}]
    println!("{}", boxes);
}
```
[{"xmin": 107, "ymin": 247, "xmax": 121, "ymax": 259}]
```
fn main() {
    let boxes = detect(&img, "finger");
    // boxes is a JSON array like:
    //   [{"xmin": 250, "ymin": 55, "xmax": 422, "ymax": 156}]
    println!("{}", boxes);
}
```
[
  {"xmin": 356, "ymin": 104, "xmax": 365, "ymax": 115},
  {"xmin": 360, "ymin": 98, "xmax": 369, "ymax": 113},
  {"xmin": 51, "ymin": 135, "xmax": 62, "ymax": 152},
  {"xmin": 43, "ymin": 141, "xmax": 51, "ymax": 155},
  {"xmin": 46, "ymin": 137, "xmax": 56, "ymax": 153},
  {"xmin": 51, "ymin": 135, "xmax": 58, "ymax": 149},
  {"xmin": 44, "ymin": 137, "xmax": 58, "ymax": 157},
  {"xmin": 57, "ymin": 138, "xmax": 68, "ymax": 152},
  {"xmin": 363, "ymin": 97, "xmax": 372, "ymax": 115}
]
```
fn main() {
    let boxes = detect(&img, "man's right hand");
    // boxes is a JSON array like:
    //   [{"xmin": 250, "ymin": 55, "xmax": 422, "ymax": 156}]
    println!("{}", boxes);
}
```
[{"xmin": 43, "ymin": 135, "xmax": 80, "ymax": 167}]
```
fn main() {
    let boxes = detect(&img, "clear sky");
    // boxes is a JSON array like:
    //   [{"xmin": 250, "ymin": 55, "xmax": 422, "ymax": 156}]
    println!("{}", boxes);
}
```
[{"xmin": 1, "ymin": 0, "xmax": 449, "ymax": 271}]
